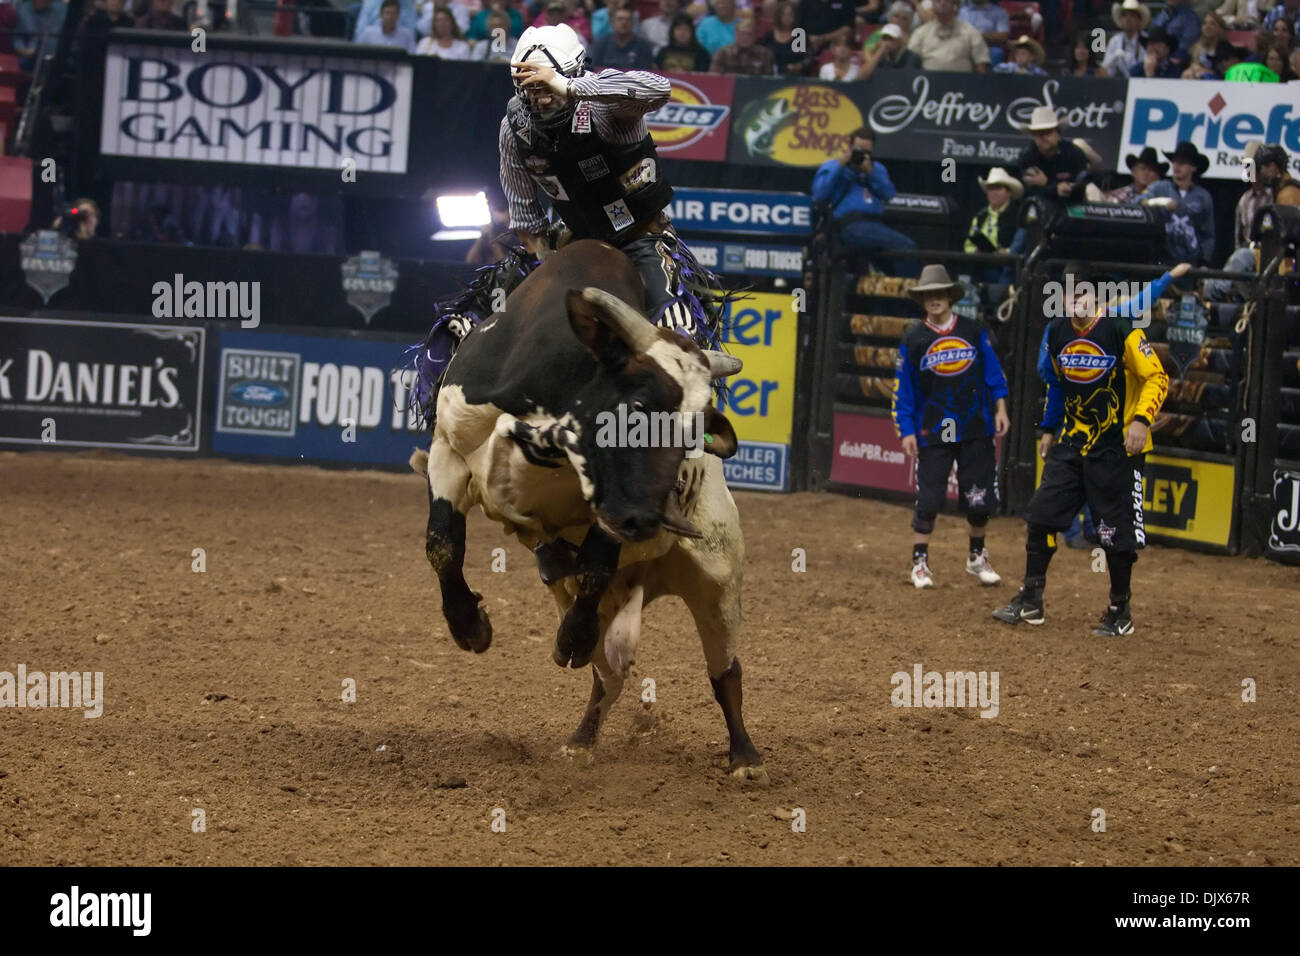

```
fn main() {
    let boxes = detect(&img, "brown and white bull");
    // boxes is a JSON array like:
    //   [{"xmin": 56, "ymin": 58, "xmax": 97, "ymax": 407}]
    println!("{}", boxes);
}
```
[{"xmin": 410, "ymin": 240, "xmax": 765, "ymax": 780}]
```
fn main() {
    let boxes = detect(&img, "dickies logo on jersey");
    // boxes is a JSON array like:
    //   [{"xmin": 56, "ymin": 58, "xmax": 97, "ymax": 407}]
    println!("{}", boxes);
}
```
[
  {"xmin": 1058, "ymin": 339, "xmax": 1116, "ymax": 384},
  {"xmin": 919, "ymin": 336, "xmax": 976, "ymax": 376}
]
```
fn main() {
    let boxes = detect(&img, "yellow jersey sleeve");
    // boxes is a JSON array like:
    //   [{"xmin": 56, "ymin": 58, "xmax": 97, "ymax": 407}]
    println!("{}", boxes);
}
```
[{"xmin": 1122, "ymin": 327, "xmax": 1168, "ymax": 453}]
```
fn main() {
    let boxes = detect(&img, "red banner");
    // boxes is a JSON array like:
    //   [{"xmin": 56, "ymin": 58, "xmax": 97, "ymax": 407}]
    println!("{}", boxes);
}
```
[
  {"xmin": 647, "ymin": 73, "xmax": 733, "ymax": 162},
  {"xmin": 830, "ymin": 412, "xmax": 1001, "ymax": 499}
]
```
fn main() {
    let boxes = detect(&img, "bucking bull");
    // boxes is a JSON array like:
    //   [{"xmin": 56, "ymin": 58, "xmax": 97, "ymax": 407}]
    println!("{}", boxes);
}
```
[{"xmin": 409, "ymin": 239, "xmax": 767, "ymax": 781}]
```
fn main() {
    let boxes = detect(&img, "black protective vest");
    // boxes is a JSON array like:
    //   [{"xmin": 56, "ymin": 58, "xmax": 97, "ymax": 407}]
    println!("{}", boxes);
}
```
[{"xmin": 507, "ymin": 96, "xmax": 674, "ymax": 243}]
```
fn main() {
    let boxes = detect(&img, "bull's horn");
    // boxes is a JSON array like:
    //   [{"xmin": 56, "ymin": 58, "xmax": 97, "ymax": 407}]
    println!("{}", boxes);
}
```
[
  {"xmin": 704, "ymin": 351, "xmax": 743, "ymax": 378},
  {"xmin": 661, "ymin": 489, "xmax": 703, "ymax": 539},
  {"xmin": 581, "ymin": 287, "xmax": 659, "ymax": 355}
]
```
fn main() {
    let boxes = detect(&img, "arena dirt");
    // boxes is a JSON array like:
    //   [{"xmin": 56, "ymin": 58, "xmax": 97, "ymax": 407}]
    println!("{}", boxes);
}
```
[{"xmin": 2, "ymin": 451, "xmax": 1297, "ymax": 866}]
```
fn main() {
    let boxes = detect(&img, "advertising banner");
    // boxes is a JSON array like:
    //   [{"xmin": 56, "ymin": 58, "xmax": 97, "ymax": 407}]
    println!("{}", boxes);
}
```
[
  {"xmin": 1120, "ymin": 79, "xmax": 1300, "ymax": 180},
  {"xmin": 831, "ymin": 411, "xmax": 999, "ymax": 500},
  {"xmin": 716, "ymin": 292, "xmax": 798, "ymax": 491},
  {"xmin": 0, "ymin": 316, "xmax": 204, "ymax": 452},
  {"xmin": 667, "ymin": 188, "xmax": 812, "ymax": 236},
  {"xmin": 213, "ymin": 329, "xmax": 425, "ymax": 465},
  {"xmin": 100, "ymin": 41, "xmax": 413, "ymax": 173},
  {"xmin": 1269, "ymin": 467, "xmax": 1300, "ymax": 558},
  {"xmin": 728, "ymin": 73, "xmax": 1127, "ymax": 170},
  {"xmin": 647, "ymin": 72, "xmax": 733, "ymax": 162},
  {"xmin": 688, "ymin": 240, "xmax": 804, "ymax": 277}
]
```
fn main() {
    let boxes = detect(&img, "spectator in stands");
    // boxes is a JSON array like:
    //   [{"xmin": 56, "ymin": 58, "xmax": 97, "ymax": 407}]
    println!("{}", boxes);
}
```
[
  {"xmin": 711, "ymin": 11, "xmax": 776, "ymax": 71},
  {"xmin": 957, "ymin": 0, "xmax": 1008, "ymax": 67},
  {"xmin": 1263, "ymin": 0, "xmax": 1297, "ymax": 31},
  {"xmin": 656, "ymin": 12, "xmax": 712, "ymax": 68},
  {"xmin": 591, "ymin": 2, "xmax": 655, "ymax": 65},
  {"xmin": 474, "ymin": 10, "xmax": 518, "ymax": 59},
  {"xmin": 859, "ymin": 21, "xmax": 921, "ymax": 73},
  {"xmin": 1183, "ymin": 11, "xmax": 1229, "ymax": 74},
  {"xmin": 354, "ymin": 0, "xmax": 418, "ymax": 40},
  {"xmin": 800, "ymin": 0, "xmax": 857, "ymax": 53},
  {"xmin": 1146, "ymin": 141, "xmax": 1216, "ymax": 265},
  {"xmin": 1206, "ymin": 142, "xmax": 1289, "ymax": 299},
  {"xmin": 590, "ymin": 0, "xmax": 634, "ymax": 40},
  {"xmin": 963, "ymin": 166, "xmax": 1025, "ymax": 283},
  {"xmin": 77, "ymin": 0, "xmax": 135, "ymax": 50},
  {"xmin": 533, "ymin": 0, "xmax": 592, "ymax": 41},
  {"xmin": 698, "ymin": 0, "xmax": 740, "ymax": 54},
  {"xmin": 1270, "ymin": 14, "xmax": 1296, "ymax": 55},
  {"xmin": 1014, "ymin": 106, "xmax": 1087, "ymax": 204},
  {"xmin": 358, "ymin": 0, "xmax": 417, "ymax": 49},
  {"xmin": 15, "ymin": 0, "xmax": 67, "ymax": 62},
  {"xmin": 416, "ymin": 6, "xmax": 473, "ymax": 56},
  {"xmin": 812, "ymin": 127, "xmax": 919, "ymax": 277},
  {"xmin": 1062, "ymin": 29, "xmax": 1108, "ymax": 75},
  {"xmin": 640, "ymin": 0, "xmax": 681, "ymax": 52},
  {"xmin": 1151, "ymin": 0, "xmax": 1203, "ymax": 55},
  {"xmin": 818, "ymin": 31, "xmax": 860, "ymax": 76},
  {"xmin": 1212, "ymin": 40, "xmax": 1251, "ymax": 74},
  {"xmin": 1217, "ymin": 0, "xmax": 1273, "ymax": 30},
  {"xmin": 419, "ymin": 0, "xmax": 471, "ymax": 35},
  {"xmin": 1103, "ymin": 0, "xmax": 1148, "ymax": 76},
  {"xmin": 994, "ymin": 33, "xmax": 1045, "ymax": 72},
  {"xmin": 1265, "ymin": 39, "xmax": 1294, "ymax": 74},
  {"xmin": 138, "ymin": 0, "xmax": 185, "ymax": 29},
  {"xmin": 1132, "ymin": 25, "xmax": 1187, "ymax": 75},
  {"xmin": 1291, "ymin": 45, "xmax": 1300, "ymax": 74},
  {"xmin": 467, "ymin": 0, "xmax": 523, "ymax": 39},
  {"xmin": 908, "ymin": 0, "xmax": 989, "ymax": 72},
  {"xmin": 763, "ymin": 1, "xmax": 812, "ymax": 74},
  {"xmin": 1261, "ymin": 142, "xmax": 1300, "ymax": 204}
]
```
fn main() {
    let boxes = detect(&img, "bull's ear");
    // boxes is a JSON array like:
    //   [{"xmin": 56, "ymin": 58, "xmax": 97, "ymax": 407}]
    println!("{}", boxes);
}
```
[
  {"xmin": 701, "ymin": 407, "xmax": 739, "ymax": 459},
  {"xmin": 565, "ymin": 288, "xmax": 624, "ymax": 365}
]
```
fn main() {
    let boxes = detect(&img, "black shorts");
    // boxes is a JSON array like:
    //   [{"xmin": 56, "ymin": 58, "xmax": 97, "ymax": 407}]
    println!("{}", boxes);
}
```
[
  {"xmin": 1026, "ymin": 443, "xmax": 1147, "ymax": 551},
  {"xmin": 916, "ymin": 437, "xmax": 999, "ymax": 517}
]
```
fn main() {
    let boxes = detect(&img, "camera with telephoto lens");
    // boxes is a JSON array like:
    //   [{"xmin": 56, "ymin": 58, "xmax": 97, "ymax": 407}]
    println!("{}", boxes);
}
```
[
  {"xmin": 850, "ymin": 148, "xmax": 867, "ymax": 168},
  {"xmin": 58, "ymin": 204, "xmax": 88, "ymax": 238}
]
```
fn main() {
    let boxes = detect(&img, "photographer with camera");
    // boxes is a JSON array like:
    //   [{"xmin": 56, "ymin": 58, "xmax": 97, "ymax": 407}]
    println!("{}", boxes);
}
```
[
  {"xmin": 53, "ymin": 199, "xmax": 100, "ymax": 241},
  {"xmin": 812, "ymin": 127, "xmax": 918, "ymax": 279}
]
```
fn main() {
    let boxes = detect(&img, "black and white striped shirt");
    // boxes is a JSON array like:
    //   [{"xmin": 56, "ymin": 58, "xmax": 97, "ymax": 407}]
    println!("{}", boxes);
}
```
[{"xmin": 498, "ymin": 69, "xmax": 671, "ymax": 234}]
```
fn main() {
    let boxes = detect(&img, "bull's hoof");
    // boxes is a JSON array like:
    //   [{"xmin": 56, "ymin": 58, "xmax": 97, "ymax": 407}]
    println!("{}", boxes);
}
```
[
  {"xmin": 729, "ymin": 763, "xmax": 769, "ymax": 785},
  {"xmin": 447, "ymin": 599, "xmax": 493, "ymax": 654},
  {"xmin": 559, "ymin": 743, "xmax": 594, "ymax": 766},
  {"xmin": 552, "ymin": 604, "xmax": 599, "ymax": 669}
]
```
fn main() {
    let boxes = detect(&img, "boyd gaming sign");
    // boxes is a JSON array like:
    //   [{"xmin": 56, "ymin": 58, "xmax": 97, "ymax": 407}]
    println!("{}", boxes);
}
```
[{"xmin": 99, "ymin": 41, "xmax": 413, "ymax": 173}]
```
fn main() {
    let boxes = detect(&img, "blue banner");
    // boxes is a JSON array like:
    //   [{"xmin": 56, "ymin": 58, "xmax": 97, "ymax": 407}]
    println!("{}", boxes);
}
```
[
  {"xmin": 667, "ymin": 188, "xmax": 812, "ymax": 236},
  {"xmin": 723, "ymin": 441, "xmax": 789, "ymax": 492},
  {"xmin": 212, "ymin": 329, "xmax": 424, "ymax": 465}
]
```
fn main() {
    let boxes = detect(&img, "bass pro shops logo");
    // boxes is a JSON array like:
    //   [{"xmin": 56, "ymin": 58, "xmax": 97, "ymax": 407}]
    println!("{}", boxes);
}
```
[
  {"xmin": 1057, "ymin": 340, "xmax": 1116, "ymax": 384},
  {"xmin": 647, "ymin": 77, "xmax": 730, "ymax": 154},
  {"xmin": 919, "ymin": 336, "xmax": 976, "ymax": 376}
]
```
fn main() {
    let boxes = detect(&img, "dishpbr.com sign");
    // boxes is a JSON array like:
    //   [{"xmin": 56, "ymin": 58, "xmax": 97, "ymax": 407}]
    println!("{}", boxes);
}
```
[
  {"xmin": 99, "ymin": 40, "xmax": 413, "ymax": 173},
  {"xmin": 0, "ymin": 317, "xmax": 204, "ymax": 451}
]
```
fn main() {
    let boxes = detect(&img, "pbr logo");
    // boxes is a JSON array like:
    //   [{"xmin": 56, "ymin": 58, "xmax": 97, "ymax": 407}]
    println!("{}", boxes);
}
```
[
  {"xmin": 341, "ymin": 250, "xmax": 398, "ymax": 325},
  {"xmin": 19, "ymin": 229, "xmax": 77, "ymax": 304},
  {"xmin": 1165, "ymin": 293, "xmax": 1209, "ymax": 377},
  {"xmin": 216, "ymin": 348, "xmax": 300, "ymax": 437},
  {"xmin": 647, "ymin": 77, "xmax": 730, "ymax": 154}
]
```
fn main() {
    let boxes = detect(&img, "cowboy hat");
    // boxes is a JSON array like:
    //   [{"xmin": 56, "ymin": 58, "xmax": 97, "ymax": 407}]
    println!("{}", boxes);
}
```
[
  {"xmin": 1025, "ymin": 105, "xmax": 1063, "ymax": 132},
  {"xmin": 1164, "ymin": 140, "xmax": 1210, "ymax": 176},
  {"xmin": 1008, "ymin": 34, "xmax": 1045, "ymax": 65},
  {"xmin": 1125, "ymin": 145, "xmax": 1169, "ymax": 176},
  {"xmin": 1072, "ymin": 138, "xmax": 1104, "ymax": 169},
  {"xmin": 1111, "ymin": 0, "xmax": 1151, "ymax": 30},
  {"xmin": 978, "ymin": 166, "xmax": 1024, "ymax": 199},
  {"xmin": 907, "ymin": 264, "xmax": 965, "ymax": 304}
]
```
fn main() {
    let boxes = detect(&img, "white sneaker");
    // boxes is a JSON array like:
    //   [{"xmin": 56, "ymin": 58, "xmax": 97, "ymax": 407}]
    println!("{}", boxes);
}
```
[
  {"xmin": 965, "ymin": 549, "xmax": 1002, "ymax": 586},
  {"xmin": 910, "ymin": 558, "xmax": 934, "ymax": 589}
]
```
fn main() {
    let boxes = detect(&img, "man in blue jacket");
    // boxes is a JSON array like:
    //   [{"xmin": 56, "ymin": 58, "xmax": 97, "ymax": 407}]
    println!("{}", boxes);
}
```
[
  {"xmin": 813, "ymin": 128, "xmax": 919, "ymax": 278},
  {"xmin": 893, "ymin": 264, "xmax": 1010, "ymax": 589}
]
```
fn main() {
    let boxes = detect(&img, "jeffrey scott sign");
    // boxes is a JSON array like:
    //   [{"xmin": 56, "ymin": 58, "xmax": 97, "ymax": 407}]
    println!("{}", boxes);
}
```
[
  {"xmin": 213, "ymin": 329, "xmax": 424, "ymax": 465},
  {"xmin": 727, "ymin": 72, "xmax": 1125, "ymax": 169},
  {"xmin": 99, "ymin": 41, "xmax": 413, "ymax": 173},
  {"xmin": 1121, "ymin": 79, "xmax": 1300, "ymax": 180},
  {"xmin": 0, "ymin": 317, "xmax": 204, "ymax": 451}
]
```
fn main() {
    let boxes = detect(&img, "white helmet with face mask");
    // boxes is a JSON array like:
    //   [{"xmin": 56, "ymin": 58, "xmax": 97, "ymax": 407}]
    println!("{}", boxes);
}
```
[{"xmin": 512, "ymin": 24, "xmax": 589, "ymax": 128}]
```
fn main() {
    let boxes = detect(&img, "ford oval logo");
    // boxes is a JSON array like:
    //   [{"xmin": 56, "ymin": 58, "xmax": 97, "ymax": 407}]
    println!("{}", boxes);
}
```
[{"xmin": 231, "ymin": 383, "xmax": 285, "ymax": 404}]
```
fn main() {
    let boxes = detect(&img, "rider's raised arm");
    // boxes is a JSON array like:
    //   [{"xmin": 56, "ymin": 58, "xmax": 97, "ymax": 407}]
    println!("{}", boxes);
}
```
[
  {"xmin": 499, "ymin": 115, "xmax": 548, "ymax": 246},
  {"xmin": 568, "ymin": 69, "xmax": 670, "ymax": 117}
]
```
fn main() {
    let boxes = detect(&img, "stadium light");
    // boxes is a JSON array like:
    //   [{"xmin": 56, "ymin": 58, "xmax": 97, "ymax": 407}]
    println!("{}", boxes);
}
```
[{"xmin": 433, "ymin": 191, "xmax": 491, "ymax": 240}]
